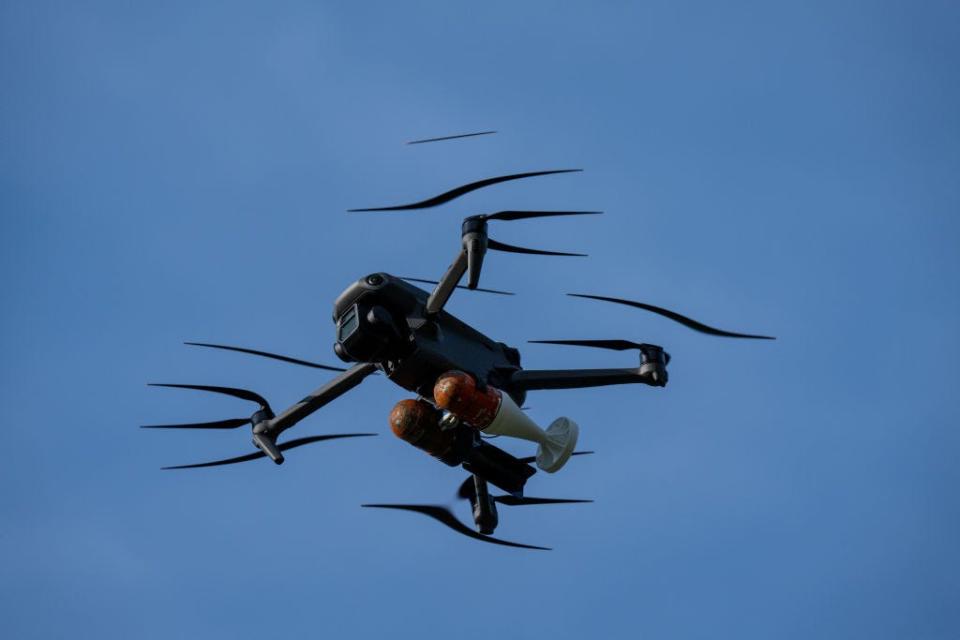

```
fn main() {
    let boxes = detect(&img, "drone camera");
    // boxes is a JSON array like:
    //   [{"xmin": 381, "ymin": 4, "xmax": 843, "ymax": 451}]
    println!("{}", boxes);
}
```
[{"xmin": 335, "ymin": 301, "xmax": 407, "ymax": 363}]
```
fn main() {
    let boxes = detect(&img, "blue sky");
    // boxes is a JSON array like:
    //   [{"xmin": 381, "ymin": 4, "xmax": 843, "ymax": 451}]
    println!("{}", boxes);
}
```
[{"xmin": 1, "ymin": 1, "xmax": 958, "ymax": 638}]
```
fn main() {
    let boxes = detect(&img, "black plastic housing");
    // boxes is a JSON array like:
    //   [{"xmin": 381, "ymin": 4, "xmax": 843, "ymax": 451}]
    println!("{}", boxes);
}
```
[{"xmin": 462, "ymin": 440, "xmax": 536, "ymax": 496}]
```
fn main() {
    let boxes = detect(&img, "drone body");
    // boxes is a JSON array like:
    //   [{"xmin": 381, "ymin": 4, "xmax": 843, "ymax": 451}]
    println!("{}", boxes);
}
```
[
  {"xmin": 146, "ymin": 167, "xmax": 772, "ymax": 549},
  {"xmin": 332, "ymin": 273, "xmax": 525, "ymax": 405}
]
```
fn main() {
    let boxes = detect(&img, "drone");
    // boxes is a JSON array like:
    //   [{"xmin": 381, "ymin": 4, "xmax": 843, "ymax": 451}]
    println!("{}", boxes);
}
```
[{"xmin": 145, "ymin": 167, "xmax": 774, "ymax": 550}]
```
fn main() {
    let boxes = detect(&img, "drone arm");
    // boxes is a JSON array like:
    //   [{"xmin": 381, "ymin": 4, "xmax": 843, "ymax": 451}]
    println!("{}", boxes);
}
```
[
  {"xmin": 508, "ymin": 367, "xmax": 663, "ymax": 391},
  {"xmin": 426, "ymin": 249, "xmax": 468, "ymax": 315},
  {"xmin": 262, "ymin": 362, "xmax": 379, "ymax": 436}
]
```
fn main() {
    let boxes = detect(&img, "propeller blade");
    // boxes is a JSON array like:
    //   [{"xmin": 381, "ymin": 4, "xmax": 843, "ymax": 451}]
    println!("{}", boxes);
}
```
[
  {"xmin": 148, "ymin": 383, "xmax": 269, "ymax": 407},
  {"xmin": 495, "ymin": 496, "xmax": 593, "ymax": 507},
  {"xmin": 348, "ymin": 169, "xmax": 581, "ymax": 212},
  {"xmin": 406, "ymin": 130, "xmax": 496, "ymax": 145},
  {"xmin": 184, "ymin": 342, "xmax": 347, "ymax": 372},
  {"xmin": 161, "ymin": 433, "xmax": 376, "ymax": 470},
  {"xmin": 487, "ymin": 238, "xmax": 586, "ymax": 257},
  {"xmin": 398, "ymin": 277, "xmax": 514, "ymax": 296},
  {"xmin": 516, "ymin": 450, "xmax": 594, "ymax": 465},
  {"xmin": 163, "ymin": 451, "xmax": 265, "ymax": 470},
  {"xmin": 484, "ymin": 210, "xmax": 601, "ymax": 222},
  {"xmin": 140, "ymin": 418, "xmax": 251, "ymax": 430},
  {"xmin": 361, "ymin": 504, "xmax": 550, "ymax": 551},
  {"xmin": 567, "ymin": 293, "xmax": 776, "ymax": 340},
  {"xmin": 528, "ymin": 339, "xmax": 644, "ymax": 351}
]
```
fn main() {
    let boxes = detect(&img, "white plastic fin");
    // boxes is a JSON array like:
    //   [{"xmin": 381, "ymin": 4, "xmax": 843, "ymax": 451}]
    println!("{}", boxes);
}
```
[
  {"xmin": 482, "ymin": 394, "xmax": 579, "ymax": 473},
  {"xmin": 536, "ymin": 417, "xmax": 579, "ymax": 473}
]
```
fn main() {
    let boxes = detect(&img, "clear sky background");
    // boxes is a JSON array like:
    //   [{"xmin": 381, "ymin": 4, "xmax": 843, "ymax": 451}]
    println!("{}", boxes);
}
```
[{"xmin": 1, "ymin": 1, "xmax": 958, "ymax": 638}]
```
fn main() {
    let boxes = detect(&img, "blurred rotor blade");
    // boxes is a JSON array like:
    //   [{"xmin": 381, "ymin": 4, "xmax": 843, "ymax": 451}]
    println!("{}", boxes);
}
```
[
  {"xmin": 484, "ymin": 210, "xmax": 601, "ymax": 222},
  {"xmin": 163, "ymin": 450, "xmax": 265, "ymax": 470},
  {"xmin": 361, "ymin": 504, "xmax": 550, "ymax": 551},
  {"xmin": 148, "ymin": 383, "xmax": 269, "ymax": 407},
  {"xmin": 141, "ymin": 418, "xmax": 251, "ymax": 430},
  {"xmin": 568, "ymin": 293, "xmax": 776, "ymax": 340},
  {"xmin": 185, "ymin": 342, "xmax": 347, "ymax": 372},
  {"xmin": 398, "ymin": 277, "xmax": 514, "ymax": 296},
  {"xmin": 495, "ymin": 496, "xmax": 593, "ymax": 506},
  {"xmin": 278, "ymin": 434, "xmax": 376, "ymax": 451},
  {"xmin": 516, "ymin": 450, "xmax": 594, "ymax": 465},
  {"xmin": 528, "ymin": 339, "xmax": 644, "ymax": 351},
  {"xmin": 406, "ymin": 130, "xmax": 496, "ymax": 145},
  {"xmin": 487, "ymin": 238, "xmax": 586, "ymax": 257},
  {"xmin": 348, "ymin": 169, "xmax": 581, "ymax": 212},
  {"xmin": 161, "ymin": 433, "xmax": 376, "ymax": 470}
]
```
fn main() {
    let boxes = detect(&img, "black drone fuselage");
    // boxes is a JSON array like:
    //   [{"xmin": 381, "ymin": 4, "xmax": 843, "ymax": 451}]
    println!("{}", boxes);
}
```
[{"xmin": 332, "ymin": 273, "xmax": 527, "ymax": 406}]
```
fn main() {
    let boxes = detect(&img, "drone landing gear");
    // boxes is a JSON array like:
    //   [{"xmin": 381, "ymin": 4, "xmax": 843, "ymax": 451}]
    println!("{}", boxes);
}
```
[{"xmin": 469, "ymin": 475, "xmax": 499, "ymax": 535}]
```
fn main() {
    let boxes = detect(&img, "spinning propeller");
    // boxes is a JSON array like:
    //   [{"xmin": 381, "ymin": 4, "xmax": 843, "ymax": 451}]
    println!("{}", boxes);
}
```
[
  {"xmin": 406, "ymin": 130, "xmax": 496, "ymax": 145},
  {"xmin": 459, "ymin": 211, "xmax": 598, "ymax": 289},
  {"xmin": 529, "ymin": 295, "xmax": 771, "ymax": 386},
  {"xmin": 398, "ymin": 276, "xmax": 514, "ymax": 296},
  {"xmin": 143, "ymin": 383, "xmax": 270, "ymax": 428},
  {"xmin": 361, "ymin": 504, "xmax": 551, "ymax": 551},
  {"xmin": 162, "ymin": 434, "xmax": 376, "ymax": 470},
  {"xmin": 351, "ymin": 168, "xmax": 598, "ymax": 294},
  {"xmin": 348, "ymin": 169, "xmax": 581, "ymax": 211},
  {"xmin": 144, "ymin": 382, "xmax": 374, "ymax": 467},
  {"xmin": 565, "ymin": 293, "xmax": 776, "ymax": 340},
  {"xmin": 364, "ymin": 452, "xmax": 594, "ymax": 550},
  {"xmin": 467, "ymin": 210, "xmax": 601, "ymax": 258},
  {"xmin": 530, "ymin": 339, "xmax": 673, "ymax": 353},
  {"xmin": 184, "ymin": 342, "xmax": 346, "ymax": 371}
]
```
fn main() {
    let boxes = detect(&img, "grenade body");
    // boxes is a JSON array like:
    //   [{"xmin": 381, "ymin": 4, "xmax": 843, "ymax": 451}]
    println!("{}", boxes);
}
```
[
  {"xmin": 388, "ymin": 395, "xmax": 535, "ymax": 492},
  {"xmin": 433, "ymin": 370, "xmax": 501, "ymax": 429},
  {"xmin": 389, "ymin": 399, "xmax": 458, "ymax": 464}
]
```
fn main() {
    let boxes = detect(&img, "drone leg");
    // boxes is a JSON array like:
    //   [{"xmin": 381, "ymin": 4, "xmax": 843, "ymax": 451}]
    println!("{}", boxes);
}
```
[
  {"xmin": 471, "ymin": 475, "xmax": 499, "ymax": 535},
  {"xmin": 507, "ymin": 366, "xmax": 665, "ymax": 391}
]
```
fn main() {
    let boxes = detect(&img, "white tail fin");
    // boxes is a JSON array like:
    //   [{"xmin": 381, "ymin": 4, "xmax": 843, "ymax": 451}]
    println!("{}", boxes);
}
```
[{"xmin": 482, "ymin": 393, "xmax": 579, "ymax": 473}]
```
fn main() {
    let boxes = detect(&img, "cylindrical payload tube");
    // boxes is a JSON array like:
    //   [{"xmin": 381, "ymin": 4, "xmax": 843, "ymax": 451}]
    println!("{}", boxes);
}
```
[
  {"xmin": 388, "ymin": 396, "xmax": 534, "ymax": 492},
  {"xmin": 433, "ymin": 370, "xmax": 501, "ymax": 428},
  {"xmin": 389, "ymin": 399, "xmax": 458, "ymax": 464}
]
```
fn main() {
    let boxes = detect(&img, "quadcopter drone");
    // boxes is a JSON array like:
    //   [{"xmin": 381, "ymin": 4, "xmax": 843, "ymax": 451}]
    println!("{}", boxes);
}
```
[{"xmin": 145, "ymin": 167, "xmax": 774, "ymax": 550}]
